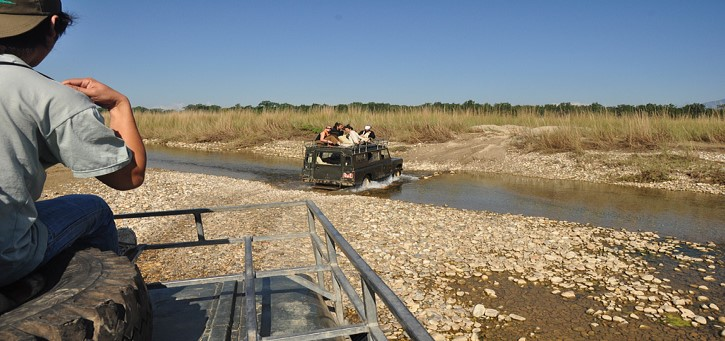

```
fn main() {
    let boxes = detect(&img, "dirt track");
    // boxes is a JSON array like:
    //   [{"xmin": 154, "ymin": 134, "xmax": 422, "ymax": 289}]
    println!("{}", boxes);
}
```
[{"xmin": 396, "ymin": 125, "xmax": 515, "ymax": 165}]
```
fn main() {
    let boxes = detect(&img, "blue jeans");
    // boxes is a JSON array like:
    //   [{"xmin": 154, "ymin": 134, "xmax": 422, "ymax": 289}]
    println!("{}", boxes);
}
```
[{"xmin": 36, "ymin": 194, "xmax": 119, "ymax": 265}]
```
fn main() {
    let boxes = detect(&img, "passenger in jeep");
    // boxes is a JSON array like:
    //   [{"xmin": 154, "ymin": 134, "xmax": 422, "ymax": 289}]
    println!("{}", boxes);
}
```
[
  {"xmin": 329, "ymin": 122, "xmax": 345, "ymax": 138},
  {"xmin": 0, "ymin": 0, "xmax": 146, "ymax": 289},
  {"xmin": 344, "ymin": 124, "xmax": 362, "ymax": 145},
  {"xmin": 359, "ymin": 125, "xmax": 376, "ymax": 142},
  {"xmin": 315, "ymin": 126, "xmax": 339, "ymax": 145}
]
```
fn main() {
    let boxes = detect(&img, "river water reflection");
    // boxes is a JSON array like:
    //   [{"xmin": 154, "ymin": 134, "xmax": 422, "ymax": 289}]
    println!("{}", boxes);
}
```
[
  {"xmin": 382, "ymin": 173, "xmax": 724, "ymax": 244},
  {"xmin": 148, "ymin": 146, "xmax": 724, "ymax": 244}
]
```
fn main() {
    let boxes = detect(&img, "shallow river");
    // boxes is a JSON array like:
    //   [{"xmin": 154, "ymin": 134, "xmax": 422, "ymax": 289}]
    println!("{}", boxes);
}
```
[{"xmin": 148, "ymin": 146, "xmax": 725, "ymax": 245}]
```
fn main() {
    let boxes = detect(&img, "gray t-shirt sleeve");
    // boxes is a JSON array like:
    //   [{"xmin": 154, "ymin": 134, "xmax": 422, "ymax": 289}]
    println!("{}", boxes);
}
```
[{"xmin": 48, "ymin": 107, "xmax": 132, "ymax": 178}]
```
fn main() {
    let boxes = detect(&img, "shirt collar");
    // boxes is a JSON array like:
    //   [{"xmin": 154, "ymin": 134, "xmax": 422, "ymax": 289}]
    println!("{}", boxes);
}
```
[{"xmin": 0, "ymin": 54, "xmax": 30, "ymax": 66}]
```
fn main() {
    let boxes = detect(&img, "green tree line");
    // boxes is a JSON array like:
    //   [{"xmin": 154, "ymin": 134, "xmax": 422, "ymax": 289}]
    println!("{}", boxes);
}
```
[{"xmin": 131, "ymin": 100, "xmax": 724, "ymax": 118}]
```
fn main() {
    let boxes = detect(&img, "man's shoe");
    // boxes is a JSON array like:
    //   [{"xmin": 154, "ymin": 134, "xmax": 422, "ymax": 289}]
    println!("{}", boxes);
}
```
[{"xmin": 117, "ymin": 227, "xmax": 138, "ymax": 260}]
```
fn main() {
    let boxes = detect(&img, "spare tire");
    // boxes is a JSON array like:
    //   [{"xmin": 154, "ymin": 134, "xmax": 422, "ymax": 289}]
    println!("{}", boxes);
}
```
[{"xmin": 0, "ymin": 248, "xmax": 152, "ymax": 340}]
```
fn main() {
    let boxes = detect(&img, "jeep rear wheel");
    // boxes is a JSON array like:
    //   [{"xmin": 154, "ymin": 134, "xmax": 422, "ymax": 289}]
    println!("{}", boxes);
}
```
[
  {"xmin": 0, "ymin": 248, "xmax": 152, "ymax": 341},
  {"xmin": 362, "ymin": 176, "xmax": 371, "ymax": 187}
]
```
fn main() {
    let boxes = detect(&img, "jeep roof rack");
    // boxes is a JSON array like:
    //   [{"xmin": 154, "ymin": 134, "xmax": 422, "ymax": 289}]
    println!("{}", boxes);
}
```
[{"xmin": 305, "ymin": 140, "xmax": 389, "ymax": 153}]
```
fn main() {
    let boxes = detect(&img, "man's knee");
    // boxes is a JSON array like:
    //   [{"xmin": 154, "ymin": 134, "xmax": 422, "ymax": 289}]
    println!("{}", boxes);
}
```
[
  {"xmin": 69, "ymin": 194, "xmax": 114, "ymax": 222},
  {"xmin": 38, "ymin": 193, "xmax": 110, "ymax": 211},
  {"xmin": 68, "ymin": 194, "xmax": 110, "ymax": 209}
]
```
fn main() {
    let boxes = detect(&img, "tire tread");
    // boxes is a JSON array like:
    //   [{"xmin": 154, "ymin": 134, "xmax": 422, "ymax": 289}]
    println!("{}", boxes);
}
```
[{"xmin": 0, "ymin": 248, "xmax": 152, "ymax": 340}]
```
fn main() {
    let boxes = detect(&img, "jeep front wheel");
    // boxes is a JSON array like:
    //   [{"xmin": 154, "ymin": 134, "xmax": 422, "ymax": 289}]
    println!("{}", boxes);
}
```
[{"xmin": 0, "ymin": 248, "xmax": 152, "ymax": 340}]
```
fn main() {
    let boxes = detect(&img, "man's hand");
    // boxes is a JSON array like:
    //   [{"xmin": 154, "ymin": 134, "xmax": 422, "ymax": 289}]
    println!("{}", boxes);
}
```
[
  {"xmin": 62, "ymin": 78, "xmax": 127, "ymax": 110},
  {"xmin": 62, "ymin": 77, "xmax": 147, "ymax": 190}
]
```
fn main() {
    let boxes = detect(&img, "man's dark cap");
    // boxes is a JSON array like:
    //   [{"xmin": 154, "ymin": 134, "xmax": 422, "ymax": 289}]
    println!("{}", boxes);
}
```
[{"xmin": 0, "ymin": 0, "xmax": 62, "ymax": 38}]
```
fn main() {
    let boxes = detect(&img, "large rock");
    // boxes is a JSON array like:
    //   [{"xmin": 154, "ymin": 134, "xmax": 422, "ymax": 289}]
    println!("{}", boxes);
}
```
[{"xmin": 472, "ymin": 304, "xmax": 486, "ymax": 318}]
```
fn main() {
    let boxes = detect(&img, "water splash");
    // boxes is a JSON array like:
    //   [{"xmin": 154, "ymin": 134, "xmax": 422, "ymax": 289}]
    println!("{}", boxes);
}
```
[{"xmin": 348, "ymin": 174, "xmax": 418, "ymax": 192}]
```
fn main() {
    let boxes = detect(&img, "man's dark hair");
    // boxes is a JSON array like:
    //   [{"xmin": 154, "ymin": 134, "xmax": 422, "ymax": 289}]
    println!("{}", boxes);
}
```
[{"xmin": 0, "ymin": 12, "xmax": 74, "ymax": 55}]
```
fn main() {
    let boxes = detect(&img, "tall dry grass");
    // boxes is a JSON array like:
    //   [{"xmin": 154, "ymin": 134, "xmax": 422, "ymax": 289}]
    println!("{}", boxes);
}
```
[
  {"xmin": 132, "ymin": 107, "xmax": 725, "ymax": 152},
  {"xmin": 513, "ymin": 111, "xmax": 725, "ymax": 152}
]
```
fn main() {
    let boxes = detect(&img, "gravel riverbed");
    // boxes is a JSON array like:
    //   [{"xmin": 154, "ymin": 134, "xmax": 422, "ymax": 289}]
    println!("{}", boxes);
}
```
[
  {"xmin": 43, "ymin": 161, "xmax": 724, "ymax": 340},
  {"xmin": 44, "ymin": 132, "xmax": 725, "ymax": 339}
]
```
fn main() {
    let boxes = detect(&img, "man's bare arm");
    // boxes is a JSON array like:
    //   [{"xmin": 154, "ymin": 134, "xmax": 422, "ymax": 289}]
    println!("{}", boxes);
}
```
[{"xmin": 62, "ymin": 78, "xmax": 146, "ymax": 190}]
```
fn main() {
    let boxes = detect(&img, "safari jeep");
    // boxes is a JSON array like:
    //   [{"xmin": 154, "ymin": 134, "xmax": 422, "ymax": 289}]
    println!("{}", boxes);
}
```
[{"xmin": 302, "ymin": 141, "xmax": 403, "ymax": 188}]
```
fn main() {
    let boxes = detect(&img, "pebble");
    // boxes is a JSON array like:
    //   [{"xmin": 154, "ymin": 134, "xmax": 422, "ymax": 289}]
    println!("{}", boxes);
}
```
[
  {"xmin": 561, "ymin": 291, "xmax": 576, "ymax": 299},
  {"xmin": 484, "ymin": 309, "xmax": 499, "ymax": 318},
  {"xmin": 612, "ymin": 316, "xmax": 626, "ymax": 323},
  {"xmin": 680, "ymin": 308, "xmax": 696, "ymax": 319},
  {"xmin": 663, "ymin": 306, "xmax": 679, "ymax": 313},
  {"xmin": 674, "ymin": 299, "xmax": 689, "ymax": 306},
  {"xmin": 473, "ymin": 304, "xmax": 486, "ymax": 318},
  {"xmin": 509, "ymin": 314, "xmax": 526, "ymax": 321},
  {"xmin": 432, "ymin": 333, "xmax": 447, "ymax": 341}
]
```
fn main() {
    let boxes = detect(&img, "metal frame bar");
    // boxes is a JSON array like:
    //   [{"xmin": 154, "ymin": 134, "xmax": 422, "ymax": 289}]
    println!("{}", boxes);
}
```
[
  {"xmin": 303, "ymin": 140, "xmax": 389, "ymax": 152},
  {"xmin": 244, "ymin": 236, "xmax": 259, "ymax": 341},
  {"xmin": 115, "ymin": 200, "xmax": 432, "ymax": 341}
]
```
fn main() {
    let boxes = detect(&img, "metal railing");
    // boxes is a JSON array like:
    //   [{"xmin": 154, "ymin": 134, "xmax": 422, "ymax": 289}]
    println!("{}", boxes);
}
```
[
  {"xmin": 115, "ymin": 200, "xmax": 433, "ymax": 341},
  {"xmin": 304, "ymin": 140, "xmax": 389, "ymax": 153}
]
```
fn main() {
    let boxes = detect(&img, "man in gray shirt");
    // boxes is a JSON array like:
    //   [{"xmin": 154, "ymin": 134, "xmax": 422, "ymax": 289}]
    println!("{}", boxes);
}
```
[{"xmin": 0, "ymin": 0, "xmax": 146, "ymax": 289}]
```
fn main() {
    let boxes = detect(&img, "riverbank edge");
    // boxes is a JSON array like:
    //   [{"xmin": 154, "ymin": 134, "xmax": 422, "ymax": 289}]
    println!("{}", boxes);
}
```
[{"xmin": 145, "ymin": 137, "xmax": 725, "ymax": 196}]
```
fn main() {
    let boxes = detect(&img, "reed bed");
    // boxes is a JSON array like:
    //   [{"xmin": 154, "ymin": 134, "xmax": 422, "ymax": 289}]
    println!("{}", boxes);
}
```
[{"xmin": 131, "ymin": 108, "xmax": 725, "ymax": 152}]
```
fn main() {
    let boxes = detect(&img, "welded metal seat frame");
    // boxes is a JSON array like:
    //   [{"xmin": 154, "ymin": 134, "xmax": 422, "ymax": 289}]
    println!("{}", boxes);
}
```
[{"xmin": 115, "ymin": 200, "xmax": 433, "ymax": 341}]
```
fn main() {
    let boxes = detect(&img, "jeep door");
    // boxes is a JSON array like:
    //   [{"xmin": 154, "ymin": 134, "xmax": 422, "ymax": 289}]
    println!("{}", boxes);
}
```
[
  {"xmin": 312, "ymin": 151, "xmax": 344, "ymax": 183},
  {"xmin": 360, "ymin": 150, "xmax": 388, "ymax": 181},
  {"xmin": 379, "ymin": 148, "xmax": 394, "ymax": 178},
  {"xmin": 371, "ymin": 150, "xmax": 387, "ymax": 180},
  {"xmin": 302, "ymin": 149, "xmax": 315, "ymax": 180}
]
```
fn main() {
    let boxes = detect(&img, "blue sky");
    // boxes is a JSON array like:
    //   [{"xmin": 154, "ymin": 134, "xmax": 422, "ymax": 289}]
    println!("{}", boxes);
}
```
[{"xmin": 39, "ymin": 1, "xmax": 724, "ymax": 109}]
